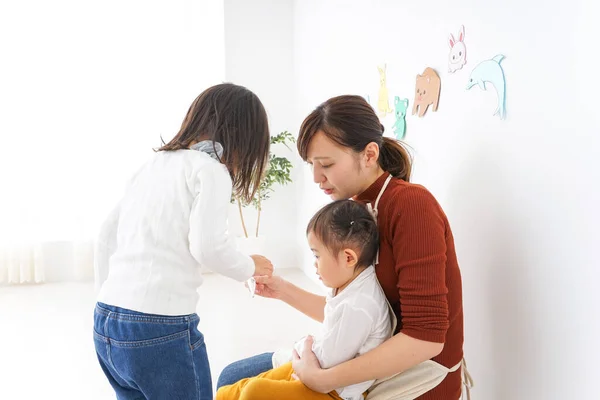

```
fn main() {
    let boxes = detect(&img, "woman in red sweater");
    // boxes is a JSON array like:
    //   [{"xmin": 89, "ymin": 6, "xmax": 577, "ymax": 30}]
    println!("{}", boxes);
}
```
[{"xmin": 217, "ymin": 95, "xmax": 468, "ymax": 399}]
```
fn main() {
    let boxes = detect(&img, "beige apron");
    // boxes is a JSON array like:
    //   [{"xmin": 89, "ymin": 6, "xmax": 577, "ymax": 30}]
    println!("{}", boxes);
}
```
[
  {"xmin": 272, "ymin": 304, "xmax": 473, "ymax": 400},
  {"xmin": 365, "ymin": 302, "xmax": 473, "ymax": 400},
  {"xmin": 364, "ymin": 175, "xmax": 474, "ymax": 400}
]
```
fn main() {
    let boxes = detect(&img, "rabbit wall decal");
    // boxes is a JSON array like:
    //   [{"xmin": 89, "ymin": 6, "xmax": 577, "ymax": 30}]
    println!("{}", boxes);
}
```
[{"xmin": 448, "ymin": 25, "xmax": 467, "ymax": 73}]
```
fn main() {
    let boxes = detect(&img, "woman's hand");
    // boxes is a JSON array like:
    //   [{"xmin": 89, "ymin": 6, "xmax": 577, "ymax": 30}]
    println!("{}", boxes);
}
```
[
  {"xmin": 252, "ymin": 275, "xmax": 288, "ymax": 300},
  {"xmin": 291, "ymin": 336, "xmax": 332, "ymax": 393}
]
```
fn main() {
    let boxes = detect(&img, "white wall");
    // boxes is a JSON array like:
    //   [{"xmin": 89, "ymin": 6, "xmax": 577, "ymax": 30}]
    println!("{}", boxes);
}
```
[
  {"xmin": 0, "ymin": 0, "xmax": 226, "ymax": 279},
  {"xmin": 223, "ymin": 0, "xmax": 301, "ymax": 270},
  {"xmin": 293, "ymin": 0, "xmax": 600, "ymax": 398}
]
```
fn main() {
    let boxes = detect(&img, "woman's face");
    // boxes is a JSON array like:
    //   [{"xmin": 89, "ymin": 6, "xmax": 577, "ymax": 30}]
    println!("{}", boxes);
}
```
[{"xmin": 306, "ymin": 131, "xmax": 370, "ymax": 200}]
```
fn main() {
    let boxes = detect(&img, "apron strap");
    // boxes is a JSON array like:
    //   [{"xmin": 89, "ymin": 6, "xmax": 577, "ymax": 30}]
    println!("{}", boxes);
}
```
[
  {"xmin": 374, "ymin": 175, "xmax": 393, "ymax": 213},
  {"xmin": 460, "ymin": 358, "xmax": 474, "ymax": 400},
  {"xmin": 366, "ymin": 175, "xmax": 393, "ymax": 265},
  {"xmin": 445, "ymin": 358, "xmax": 475, "ymax": 400}
]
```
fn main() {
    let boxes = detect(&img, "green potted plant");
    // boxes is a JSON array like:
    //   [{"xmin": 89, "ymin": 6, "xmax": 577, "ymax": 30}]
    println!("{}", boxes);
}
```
[{"xmin": 233, "ymin": 131, "xmax": 295, "ymax": 254}]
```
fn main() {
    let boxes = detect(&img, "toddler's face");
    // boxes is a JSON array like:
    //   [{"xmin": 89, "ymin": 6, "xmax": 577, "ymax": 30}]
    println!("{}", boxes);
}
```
[{"xmin": 307, "ymin": 231, "xmax": 355, "ymax": 289}]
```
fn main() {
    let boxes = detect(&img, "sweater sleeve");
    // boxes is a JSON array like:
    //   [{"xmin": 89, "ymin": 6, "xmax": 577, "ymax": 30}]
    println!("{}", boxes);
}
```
[
  {"xmin": 93, "ymin": 203, "xmax": 120, "ymax": 293},
  {"xmin": 389, "ymin": 186, "xmax": 450, "ymax": 343},
  {"xmin": 188, "ymin": 163, "xmax": 254, "ymax": 282}
]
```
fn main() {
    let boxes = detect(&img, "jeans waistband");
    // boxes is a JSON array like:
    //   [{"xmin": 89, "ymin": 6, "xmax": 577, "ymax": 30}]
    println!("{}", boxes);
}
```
[{"xmin": 95, "ymin": 302, "xmax": 199, "ymax": 325}]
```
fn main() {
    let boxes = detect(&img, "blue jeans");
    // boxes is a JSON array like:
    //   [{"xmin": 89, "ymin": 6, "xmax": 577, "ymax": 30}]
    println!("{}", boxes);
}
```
[
  {"xmin": 216, "ymin": 352, "xmax": 274, "ymax": 389},
  {"xmin": 93, "ymin": 302, "xmax": 213, "ymax": 400}
]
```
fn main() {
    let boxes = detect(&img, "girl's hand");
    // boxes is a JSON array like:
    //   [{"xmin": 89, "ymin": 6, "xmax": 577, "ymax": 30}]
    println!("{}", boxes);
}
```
[{"xmin": 250, "ymin": 255, "xmax": 273, "ymax": 277}]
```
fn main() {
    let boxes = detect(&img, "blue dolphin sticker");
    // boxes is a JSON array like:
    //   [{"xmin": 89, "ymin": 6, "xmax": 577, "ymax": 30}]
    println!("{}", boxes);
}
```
[{"xmin": 466, "ymin": 55, "xmax": 506, "ymax": 119}]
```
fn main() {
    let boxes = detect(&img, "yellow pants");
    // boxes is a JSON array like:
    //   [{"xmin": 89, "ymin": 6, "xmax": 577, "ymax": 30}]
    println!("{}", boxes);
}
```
[{"xmin": 216, "ymin": 362, "xmax": 343, "ymax": 400}]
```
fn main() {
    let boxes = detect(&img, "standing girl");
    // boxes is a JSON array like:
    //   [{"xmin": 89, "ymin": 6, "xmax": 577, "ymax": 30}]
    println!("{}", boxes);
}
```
[{"xmin": 93, "ymin": 83, "xmax": 274, "ymax": 400}]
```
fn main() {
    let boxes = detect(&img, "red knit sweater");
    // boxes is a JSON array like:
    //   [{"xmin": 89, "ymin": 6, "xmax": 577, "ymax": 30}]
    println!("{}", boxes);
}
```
[{"xmin": 355, "ymin": 172, "xmax": 464, "ymax": 400}]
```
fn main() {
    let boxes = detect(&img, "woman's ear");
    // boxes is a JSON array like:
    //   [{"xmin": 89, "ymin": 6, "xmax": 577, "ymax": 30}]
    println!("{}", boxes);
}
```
[
  {"xmin": 342, "ymin": 248, "xmax": 358, "ymax": 269},
  {"xmin": 362, "ymin": 142, "xmax": 380, "ymax": 168}
]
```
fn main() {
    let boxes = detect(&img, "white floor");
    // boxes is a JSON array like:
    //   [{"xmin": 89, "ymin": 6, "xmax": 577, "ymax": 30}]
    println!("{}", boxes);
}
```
[{"xmin": 0, "ymin": 269, "xmax": 324, "ymax": 400}]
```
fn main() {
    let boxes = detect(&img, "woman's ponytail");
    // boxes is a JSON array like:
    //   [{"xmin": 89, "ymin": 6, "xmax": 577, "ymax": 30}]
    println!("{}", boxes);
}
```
[{"xmin": 379, "ymin": 137, "xmax": 412, "ymax": 182}]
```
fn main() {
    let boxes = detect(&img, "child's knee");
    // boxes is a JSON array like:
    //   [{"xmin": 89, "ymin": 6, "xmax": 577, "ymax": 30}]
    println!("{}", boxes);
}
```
[
  {"xmin": 242, "ymin": 378, "xmax": 264, "ymax": 394},
  {"xmin": 239, "ymin": 378, "xmax": 273, "ymax": 400}
]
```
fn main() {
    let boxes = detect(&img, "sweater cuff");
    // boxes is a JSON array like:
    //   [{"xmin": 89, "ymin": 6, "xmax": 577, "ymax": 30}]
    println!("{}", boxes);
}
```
[
  {"xmin": 240, "ymin": 255, "xmax": 255, "ymax": 282},
  {"xmin": 401, "ymin": 327, "xmax": 447, "ymax": 344}
]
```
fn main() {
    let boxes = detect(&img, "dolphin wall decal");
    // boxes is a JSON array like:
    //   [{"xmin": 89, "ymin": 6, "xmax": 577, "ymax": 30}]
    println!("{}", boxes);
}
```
[{"xmin": 466, "ymin": 54, "xmax": 506, "ymax": 119}]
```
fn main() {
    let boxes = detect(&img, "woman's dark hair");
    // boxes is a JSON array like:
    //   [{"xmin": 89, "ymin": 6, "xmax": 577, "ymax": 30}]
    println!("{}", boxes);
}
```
[
  {"xmin": 157, "ymin": 83, "xmax": 270, "ymax": 203},
  {"xmin": 297, "ymin": 95, "xmax": 412, "ymax": 182},
  {"xmin": 307, "ymin": 200, "xmax": 379, "ymax": 268}
]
